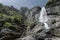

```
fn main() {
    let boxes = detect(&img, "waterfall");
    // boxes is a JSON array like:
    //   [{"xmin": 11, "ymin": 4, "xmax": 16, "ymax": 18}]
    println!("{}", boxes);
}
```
[{"xmin": 39, "ymin": 7, "xmax": 50, "ymax": 30}]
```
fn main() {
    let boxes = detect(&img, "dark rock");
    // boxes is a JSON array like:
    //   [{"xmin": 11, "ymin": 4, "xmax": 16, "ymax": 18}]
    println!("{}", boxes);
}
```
[
  {"xmin": 46, "ymin": 0, "xmax": 60, "ymax": 8},
  {"xmin": 46, "ymin": 6, "xmax": 60, "ymax": 16},
  {"xmin": 0, "ymin": 28, "xmax": 21, "ymax": 40},
  {"xmin": 19, "ymin": 7, "xmax": 30, "ymax": 17}
]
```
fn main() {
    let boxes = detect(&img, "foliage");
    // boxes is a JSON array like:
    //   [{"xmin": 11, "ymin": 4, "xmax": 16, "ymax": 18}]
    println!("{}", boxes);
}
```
[
  {"xmin": 0, "ymin": 3, "xmax": 27, "ymax": 38},
  {"xmin": 46, "ymin": 0, "xmax": 60, "ymax": 7}
]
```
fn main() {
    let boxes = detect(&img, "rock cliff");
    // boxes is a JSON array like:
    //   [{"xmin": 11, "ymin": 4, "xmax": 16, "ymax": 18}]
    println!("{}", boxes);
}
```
[
  {"xmin": 16, "ymin": 0, "xmax": 60, "ymax": 40},
  {"xmin": 0, "ymin": 0, "xmax": 60, "ymax": 40}
]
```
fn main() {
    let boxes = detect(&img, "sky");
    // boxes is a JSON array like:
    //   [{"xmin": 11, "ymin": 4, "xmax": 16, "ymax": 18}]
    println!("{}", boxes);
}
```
[{"xmin": 0, "ymin": 0, "xmax": 48, "ymax": 9}]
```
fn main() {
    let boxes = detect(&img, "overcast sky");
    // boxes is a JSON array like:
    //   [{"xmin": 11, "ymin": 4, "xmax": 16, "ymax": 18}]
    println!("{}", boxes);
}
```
[{"xmin": 0, "ymin": 0, "xmax": 48, "ymax": 9}]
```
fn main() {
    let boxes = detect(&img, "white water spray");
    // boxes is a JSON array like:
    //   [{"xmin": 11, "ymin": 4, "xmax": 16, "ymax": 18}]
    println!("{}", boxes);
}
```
[{"xmin": 39, "ymin": 7, "xmax": 50, "ymax": 30}]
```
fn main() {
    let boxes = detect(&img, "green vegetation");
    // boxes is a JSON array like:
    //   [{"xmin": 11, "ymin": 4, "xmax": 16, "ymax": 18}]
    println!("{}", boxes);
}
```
[
  {"xmin": 0, "ymin": 3, "xmax": 27, "ymax": 38},
  {"xmin": 46, "ymin": 0, "xmax": 60, "ymax": 7},
  {"xmin": 0, "ymin": 3, "xmax": 40, "ymax": 39}
]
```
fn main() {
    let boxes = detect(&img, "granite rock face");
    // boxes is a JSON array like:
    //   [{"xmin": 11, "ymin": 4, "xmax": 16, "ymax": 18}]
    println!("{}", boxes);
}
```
[
  {"xmin": 26, "ymin": 6, "xmax": 41, "ymax": 35},
  {"xmin": 16, "ymin": 0, "xmax": 60, "ymax": 40},
  {"xmin": 1, "ymin": 0, "xmax": 60, "ymax": 40},
  {"xmin": 19, "ymin": 7, "xmax": 30, "ymax": 17}
]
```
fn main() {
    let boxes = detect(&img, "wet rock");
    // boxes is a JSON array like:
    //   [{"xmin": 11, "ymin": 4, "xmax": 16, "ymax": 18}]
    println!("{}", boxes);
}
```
[{"xmin": 31, "ymin": 22, "xmax": 44, "ymax": 33}]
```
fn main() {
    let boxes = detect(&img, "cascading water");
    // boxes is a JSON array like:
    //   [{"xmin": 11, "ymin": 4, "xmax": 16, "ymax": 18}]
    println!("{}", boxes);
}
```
[{"xmin": 39, "ymin": 7, "xmax": 50, "ymax": 30}]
